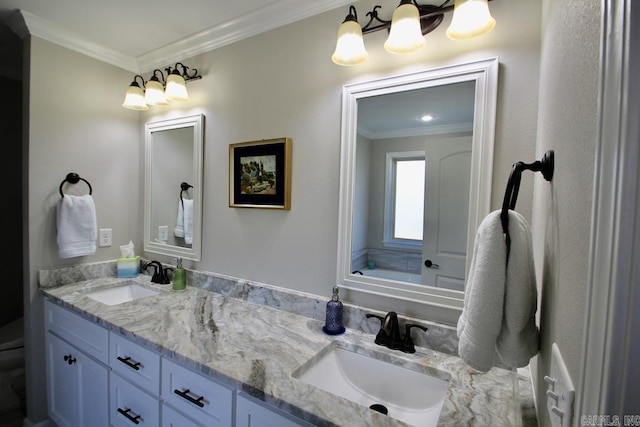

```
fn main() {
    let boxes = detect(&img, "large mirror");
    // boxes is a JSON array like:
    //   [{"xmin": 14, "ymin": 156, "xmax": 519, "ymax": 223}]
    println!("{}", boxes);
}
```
[
  {"xmin": 337, "ymin": 58, "xmax": 498, "ymax": 310},
  {"xmin": 144, "ymin": 114, "xmax": 204, "ymax": 261}
]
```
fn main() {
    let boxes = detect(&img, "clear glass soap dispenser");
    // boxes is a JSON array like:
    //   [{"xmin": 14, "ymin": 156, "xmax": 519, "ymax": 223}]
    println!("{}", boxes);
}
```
[{"xmin": 323, "ymin": 286, "xmax": 345, "ymax": 335}]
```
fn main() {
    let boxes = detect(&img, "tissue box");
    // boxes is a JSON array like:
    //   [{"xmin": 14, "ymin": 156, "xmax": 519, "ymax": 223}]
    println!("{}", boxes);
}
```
[{"xmin": 117, "ymin": 256, "xmax": 141, "ymax": 278}]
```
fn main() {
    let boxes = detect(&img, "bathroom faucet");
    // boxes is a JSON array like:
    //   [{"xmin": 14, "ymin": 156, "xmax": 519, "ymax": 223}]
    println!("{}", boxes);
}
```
[
  {"xmin": 144, "ymin": 261, "xmax": 170, "ymax": 284},
  {"xmin": 366, "ymin": 311, "xmax": 428, "ymax": 354}
]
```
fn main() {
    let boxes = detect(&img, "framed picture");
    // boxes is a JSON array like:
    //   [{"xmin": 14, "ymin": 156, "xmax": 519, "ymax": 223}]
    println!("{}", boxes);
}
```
[{"xmin": 229, "ymin": 137, "xmax": 292, "ymax": 210}]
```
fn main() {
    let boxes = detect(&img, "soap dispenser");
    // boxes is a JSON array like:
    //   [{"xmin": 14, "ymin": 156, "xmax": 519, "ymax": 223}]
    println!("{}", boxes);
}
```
[
  {"xmin": 172, "ymin": 258, "xmax": 186, "ymax": 291},
  {"xmin": 323, "ymin": 286, "xmax": 345, "ymax": 335}
]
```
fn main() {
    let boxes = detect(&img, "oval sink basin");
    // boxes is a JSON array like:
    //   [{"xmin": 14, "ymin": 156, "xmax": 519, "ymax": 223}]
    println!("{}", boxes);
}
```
[
  {"xmin": 293, "ymin": 344, "xmax": 449, "ymax": 427},
  {"xmin": 86, "ymin": 283, "xmax": 160, "ymax": 306}
]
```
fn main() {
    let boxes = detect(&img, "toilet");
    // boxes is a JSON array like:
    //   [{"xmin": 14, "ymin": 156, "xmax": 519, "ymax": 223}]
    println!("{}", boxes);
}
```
[{"xmin": 0, "ymin": 317, "xmax": 25, "ymax": 414}]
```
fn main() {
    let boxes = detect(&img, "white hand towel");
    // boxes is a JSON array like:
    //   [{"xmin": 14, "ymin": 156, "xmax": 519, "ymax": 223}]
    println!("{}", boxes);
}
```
[
  {"xmin": 174, "ymin": 201, "xmax": 185, "ymax": 238},
  {"xmin": 183, "ymin": 199, "xmax": 193, "ymax": 245},
  {"xmin": 456, "ymin": 210, "xmax": 539, "ymax": 372},
  {"xmin": 56, "ymin": 194, "xmax": 97, "ymax": 259}
]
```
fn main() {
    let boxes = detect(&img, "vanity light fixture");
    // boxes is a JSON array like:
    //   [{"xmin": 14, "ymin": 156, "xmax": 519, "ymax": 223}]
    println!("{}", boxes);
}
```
[
  {"xmin": 122, "ymin": 62, "xmax": 202, "ymax": 111},
  {"xmin": 332, "ymin": 0, "xmax": 496, "ymax": 66}
]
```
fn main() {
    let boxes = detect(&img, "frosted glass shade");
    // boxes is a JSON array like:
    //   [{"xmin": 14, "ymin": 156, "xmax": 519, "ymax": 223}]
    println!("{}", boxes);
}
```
[
  {"xmin": 384, "ymin": 2, "xmax": 425, "ymax": 55},
  {"xmin": 144, "ymin": 79, "xmax": 168, "ymax": 106},
  {"xmin": 332, "ymin": 19, "xmax": 369, "ymax": 66},
  {"xmin": 165, "ymin": 73, "xmax": 190, "ymax": 101},
  {"xmin": 122, "ymin": 83, "xmax": 148, "ymax": 111},
  {"xmin": 446, "ymin": 0, "xmax": 496, "ymax": 40}
]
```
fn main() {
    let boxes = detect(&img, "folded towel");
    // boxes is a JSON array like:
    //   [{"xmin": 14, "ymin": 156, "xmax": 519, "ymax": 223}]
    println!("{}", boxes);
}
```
[
  {"xmin": 183, "ymin": 199, "xmax": 193, "ymax": 245},
  {"xmin": 174, "ymin": 201, "xmax": 185, "ymax": 238},
  {"xmin": 456, "ymin": 210, "xmax": 539, "ymax": 372},
  {"xmin": 56, "ymin": 194, "xmax": 97, "ymax": 259}
]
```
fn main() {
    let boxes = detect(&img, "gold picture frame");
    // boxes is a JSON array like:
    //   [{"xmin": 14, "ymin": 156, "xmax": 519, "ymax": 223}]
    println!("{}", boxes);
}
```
[{"xmin": 229, "ymin": 138, "xmax": 292, "ymax": 210}]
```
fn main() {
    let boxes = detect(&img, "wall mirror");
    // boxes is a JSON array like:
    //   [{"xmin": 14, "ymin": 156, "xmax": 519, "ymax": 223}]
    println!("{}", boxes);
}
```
[
  {"xmin": 144, "ymin": 114, "xmax": 204, "ymax": 261},
  {"xmin": 337, "ymin": 58, "xmax": 498, "ymax": 310}
]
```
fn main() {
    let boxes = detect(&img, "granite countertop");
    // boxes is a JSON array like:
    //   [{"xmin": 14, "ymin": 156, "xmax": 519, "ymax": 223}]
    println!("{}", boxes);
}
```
[{"xmin": 40, "ymin": 275, "xmax": 535, "ymax": 427}]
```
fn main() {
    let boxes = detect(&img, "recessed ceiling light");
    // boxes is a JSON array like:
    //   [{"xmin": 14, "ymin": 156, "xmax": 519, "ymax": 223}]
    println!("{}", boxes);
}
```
[{"xmin": 419, "ymin": 114, "xmax": 435, "ymax": 122}]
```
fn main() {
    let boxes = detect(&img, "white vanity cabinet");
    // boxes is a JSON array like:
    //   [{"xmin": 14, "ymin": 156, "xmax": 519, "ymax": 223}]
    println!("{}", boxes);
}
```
[
  {"xmin": 44, "ymin": 299, "xmax": 312, "ymax": 427},
  {"xmin": 44, "ymin": 300, "xmax": 109, "ymax": 427}
]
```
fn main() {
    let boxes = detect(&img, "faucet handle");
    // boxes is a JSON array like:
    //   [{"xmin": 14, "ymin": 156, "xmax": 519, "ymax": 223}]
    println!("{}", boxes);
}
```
[
  {"xmin": 402, "ymin": 324, "xmax": 428, "ymax": 354},
  {"xmin": 161, "ymin": 267, "xmax": 173, "ymax": 284},
  {"xmin": 365, "ymin": 314, "xmax": 388, "ymax": 346}
]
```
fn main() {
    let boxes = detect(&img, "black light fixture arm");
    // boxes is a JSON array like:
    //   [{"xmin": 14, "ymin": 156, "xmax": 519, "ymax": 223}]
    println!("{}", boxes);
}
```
[
  {"xmin": 149, "ymin": 69, "xmax": 166, "ymax": 85},
  {"xmin": 130, "ymin": 74, "xmax": 146, "ymax": 88},
  {"xmin": 166, "ymin": 62, "xmax": 203, "ymax": 83}
]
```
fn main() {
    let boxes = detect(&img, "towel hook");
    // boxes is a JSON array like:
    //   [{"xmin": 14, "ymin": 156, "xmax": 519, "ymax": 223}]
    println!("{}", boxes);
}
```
[
  {"xmin": 59, "ymin": 173, "xmax": 92, "ymax": 197},
  {"xmin": 500, "ymin": 150, "xmax": 554, "ymax": 256},
  {"xmin": 180, "ymin": 182, "xmax": 193, "ymax": 206}
]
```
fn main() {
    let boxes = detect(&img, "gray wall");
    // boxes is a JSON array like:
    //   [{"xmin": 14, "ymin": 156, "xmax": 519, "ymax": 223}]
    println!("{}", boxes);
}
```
[
  {"xmin": 531, "ymin": 1, "xmax": 602, "ymax": 426},
  {"xmin": 24, "ymin": 0, "xmax": 542, "ymax": 421}
]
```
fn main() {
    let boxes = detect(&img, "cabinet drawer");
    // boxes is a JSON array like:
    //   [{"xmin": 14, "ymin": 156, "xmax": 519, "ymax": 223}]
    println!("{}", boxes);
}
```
[
  {"xmin": 236, "ymin": 392, "xmax": 312, "ymax": 427},
  {"xmin": 45, "ymin": 300, "xmax": 108, "ymax": 364},
  {"xmin": 110, "ymin": 373, "xmax": 160, "ymax": 427},
  {"xmin": 161, "ymin": 358, "xmax": 233, "ymax": 427},
  {"xmin": 110, "ymin": 332, "xmax": 160, "ymax": 395},
  {"xmin": 162, "ymin": 403, "xmax": 208, "ymax": 427}
]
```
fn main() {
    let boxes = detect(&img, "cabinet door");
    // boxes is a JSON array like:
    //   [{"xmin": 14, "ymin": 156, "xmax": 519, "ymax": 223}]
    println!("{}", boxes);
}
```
[
  {"xmin": 46, "ymin": 332, "xmax": 109, "ymax": 427},
  {"xmin": 162, "ymin": 403, "xmax": 208, "ymax": 427},
  {"xmin": 236, "ymin": 393, "xmax": 312, "ymax": 427}
]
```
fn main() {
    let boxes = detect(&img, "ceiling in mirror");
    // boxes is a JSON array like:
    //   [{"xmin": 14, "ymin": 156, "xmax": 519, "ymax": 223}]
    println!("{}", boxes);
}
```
[{"xmin": 337, "ymin": 58, "xmax": 498, "ymax": 312}]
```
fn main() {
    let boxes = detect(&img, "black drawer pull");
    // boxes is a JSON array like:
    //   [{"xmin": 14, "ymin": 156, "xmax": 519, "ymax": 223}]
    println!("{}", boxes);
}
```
[
  {"xmin": 174, "ymin": 388, "xmax": 205, "ymax": 408},
  {"xmin": 117, "ymin": 407, "xmax": 141, "ymax": 425},
  {"xmin": 117, "ymin": 356, "xmax": 141, "ymax": 371},
  {"xmin": 63, "ymin": 354, "xmax": 76, "ymax": 365}
]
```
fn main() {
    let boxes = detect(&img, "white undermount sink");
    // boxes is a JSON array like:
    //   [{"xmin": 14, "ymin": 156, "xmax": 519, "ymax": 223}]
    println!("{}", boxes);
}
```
[
  {"xmin": 86, "ymin": 283, "xmax": 160, "ymax": 306},
  {"xmin": 293, "ymin": 344, "xmax": 450, "ymax": 427}
]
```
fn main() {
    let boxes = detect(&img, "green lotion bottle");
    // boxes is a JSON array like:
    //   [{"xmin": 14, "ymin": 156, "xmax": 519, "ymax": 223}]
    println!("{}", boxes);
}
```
[{"xmin": 172, "ymin": 258, "xmax": 186, "ymax": 291}]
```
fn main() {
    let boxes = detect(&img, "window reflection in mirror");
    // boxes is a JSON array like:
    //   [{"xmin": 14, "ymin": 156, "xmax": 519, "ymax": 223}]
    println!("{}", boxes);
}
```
[
  {"xmin": 337, "ymin": 58, "xmax": 498, "ymax": 311},
  {"xmin": 144, "ymin": 114, "xmax": 204, "ymax": 261}
]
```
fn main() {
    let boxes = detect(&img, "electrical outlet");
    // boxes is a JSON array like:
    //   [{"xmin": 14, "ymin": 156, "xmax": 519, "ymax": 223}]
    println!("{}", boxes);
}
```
[
  {"xmin": 545, "ymin": 343, "xmax": 575, "ymax": 427},
  {"xmin": 158, "ymin": 225, "xmax": 169, "ymax": 242},
  {"xmin": 99, "ymin": 228, "xmax": 112, "ymax": 247}
]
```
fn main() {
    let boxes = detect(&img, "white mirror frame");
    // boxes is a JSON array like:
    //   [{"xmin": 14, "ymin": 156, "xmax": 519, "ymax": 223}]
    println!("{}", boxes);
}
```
[
  {"xmin": 337, "ymin": 57, "xmax": 498, "ymax": 311},
  {"xmin": 144, "ymin": 114, "xmax": 204, "ymax": 261}
]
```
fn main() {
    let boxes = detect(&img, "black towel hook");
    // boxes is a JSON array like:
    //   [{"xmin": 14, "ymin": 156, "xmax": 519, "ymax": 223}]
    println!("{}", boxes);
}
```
[
  {"xmin": 59, "ymin": 173, "xmax": 92, "ymax": 197},
  {"xmin": 180, "ymin": 182, "xmax": 193, "ymax": 206},
  {"xmin": 500, "ymin": 150, "xmax": 554, "ymax": 257}
]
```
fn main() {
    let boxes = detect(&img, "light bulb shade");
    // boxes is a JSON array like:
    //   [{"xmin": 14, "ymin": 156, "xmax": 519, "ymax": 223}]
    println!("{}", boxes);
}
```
[
  {"xmin": 446, "ymin": 0, "xmax": 496, "ymax": 40},
  {"xmin": 165, "ymin": 73, "xmax": 190, "ymax": 101},
  {"xmin": 144, "ymin": 79, "xmax": 168, "ymax": 106},
  {"xmin": 384, "ymin": 2, "xmax": 425, "ymax": 55},
  {"xmin": 122, "ymin": 83, "xmax": 148, "ymax": 111},
  {"xmin": 332, "ymin": 19, "xmax": 369, "ymax": 66}
]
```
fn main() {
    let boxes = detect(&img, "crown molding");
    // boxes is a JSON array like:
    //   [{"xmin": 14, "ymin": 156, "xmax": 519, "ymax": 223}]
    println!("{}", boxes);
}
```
[
  {"xmin": 137, "ymin": 0, "xmax": 353, "ymax": 72},
  {"xmin": 8, "ymin": 0, "xmax": 353, "ymax": 74},
  {"xmin": 16, "ymin": 11, "xmax": 138, "ymax": 71},
  {"xmin": 358, "ymin": 121, "xmax": 474, "ymax": 140}
]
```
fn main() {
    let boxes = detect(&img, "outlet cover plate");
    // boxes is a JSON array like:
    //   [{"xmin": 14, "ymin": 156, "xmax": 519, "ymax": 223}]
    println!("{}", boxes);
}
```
[{"xmin": 547, "ymin": 343, "xmax": 575, "ymax": 427}]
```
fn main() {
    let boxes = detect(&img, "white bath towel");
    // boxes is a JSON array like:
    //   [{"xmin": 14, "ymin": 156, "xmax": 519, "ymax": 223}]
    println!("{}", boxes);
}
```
[
  {"xmin": 174, "ymin": 201, "xmax": 185, "ymax": 238},
  {"xmin": 456, "ymin": 209, "xmax": 539, "ymax": 372},
  {"xmin": 183, "ymin": 199, "xmax": 193, "ymax": 245},
  {"xmin": 56, "ymin": 194, "xmax": 97, "ymax": 259},
  {"xmin": 174, "ymin": 199, "xmax": 193, "ymax": 245}
]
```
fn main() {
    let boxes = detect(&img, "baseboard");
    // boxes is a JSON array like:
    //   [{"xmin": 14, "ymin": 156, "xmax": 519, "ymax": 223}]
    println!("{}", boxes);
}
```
[{"xmin": 22, "ymin": 417, "xmax": 56, "ymax": 427}]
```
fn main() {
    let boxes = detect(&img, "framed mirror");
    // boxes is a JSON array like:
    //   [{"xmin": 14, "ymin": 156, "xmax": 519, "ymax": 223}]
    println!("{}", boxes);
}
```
[
  {"xmin": 337, "ymin": 58, "xmax": 498, "ymax": 310},
  {"xmin": 144, "ymin": 114, "xmax": 204, "ymax": 261}
]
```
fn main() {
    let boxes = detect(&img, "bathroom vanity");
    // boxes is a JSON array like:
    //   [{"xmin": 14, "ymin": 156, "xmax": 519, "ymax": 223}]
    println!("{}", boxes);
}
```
[{"xmin": 40, "ymin": 268, "xmax": 536, "ymax": 427}]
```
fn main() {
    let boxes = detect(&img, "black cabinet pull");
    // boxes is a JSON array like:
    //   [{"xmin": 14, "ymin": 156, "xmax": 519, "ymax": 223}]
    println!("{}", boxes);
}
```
[
  {"xmin": 117, "ymin": 356, "xmax": 141, "ymax": 371},
  {"xmin": 63, "ymin": 354, "xmax": 76, "ymax": 365},
  {"xmin": 117, "ymin": 407, "xmax": 141, "ymax": 425},
  {"xmin": 174, "ymin": 388, "xmax": 205, "ymax": 408}
]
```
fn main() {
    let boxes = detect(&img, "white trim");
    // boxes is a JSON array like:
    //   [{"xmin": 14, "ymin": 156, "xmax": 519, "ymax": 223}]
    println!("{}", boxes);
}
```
[
  {"xmin": 8, "ymin": 0, "xmax": 353, "ymax": 73},
  {"xmin": 358, "ymin": 121, "xmax": 473, "ymax": 140},
  {"xmin": 336, "ymin": 57, "xmax": 498, "ymax": 313},
  {"xmin": 578, "ymin": 0, "xmax": 640, "ymax": 418}
]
